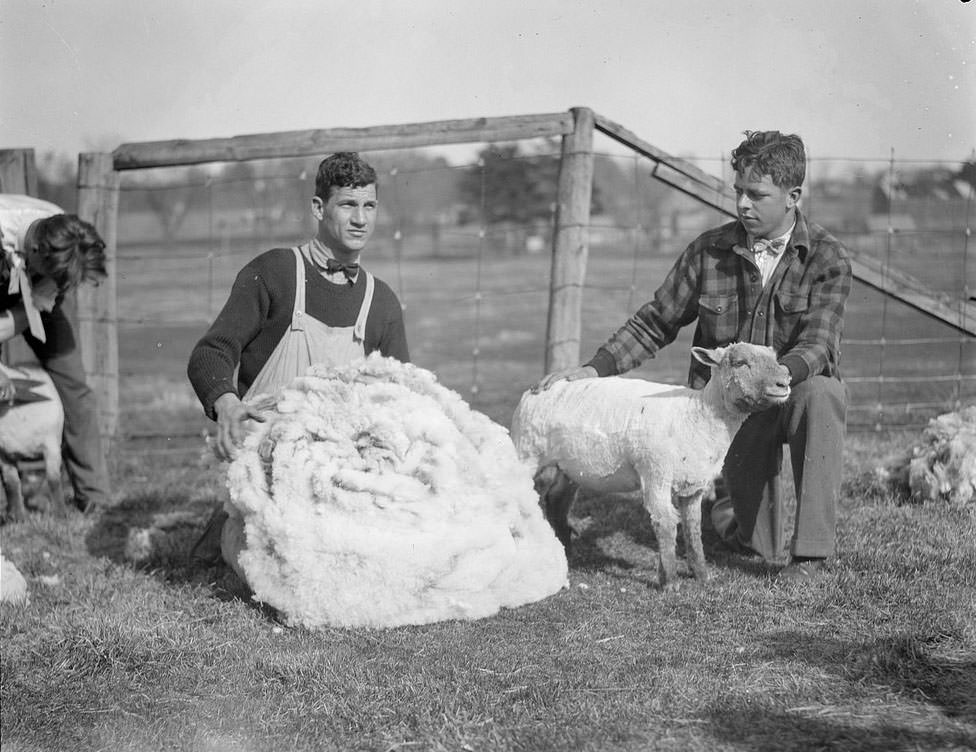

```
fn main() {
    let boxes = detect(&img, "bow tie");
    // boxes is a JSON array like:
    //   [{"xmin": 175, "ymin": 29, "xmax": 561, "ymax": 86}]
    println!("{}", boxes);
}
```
[
  {"xmin": 324, "ymin": 258, "xmax": 360, "ymax": 283},
  {"xmin": 751, "ymin": 238, "xmax": 787, "ymax": 256}
]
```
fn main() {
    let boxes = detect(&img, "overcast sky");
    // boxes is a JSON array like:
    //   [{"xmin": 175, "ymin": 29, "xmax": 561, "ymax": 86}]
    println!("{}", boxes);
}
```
[{"xmin": 1, "ymin": 0, "xmax": 974, "ymax": 173}]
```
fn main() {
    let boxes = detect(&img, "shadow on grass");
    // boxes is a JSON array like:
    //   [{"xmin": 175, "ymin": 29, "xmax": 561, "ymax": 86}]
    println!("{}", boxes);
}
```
[
  {"xmin": 704, "ymin": 700, "xmax": 976, "ymax": 752},
  {"xmin": 565, "ymin": 491, "xmax": 778, "ymax": 581},
  {"xmin": 85, "ymin": 490, "xmax": 201, "ymax": 564},
  {"xmin": 704, "ymin": 628, "xmax": 976, "ymax": 751},
  {"xmin": 563, "ymin": 491, "xmax": 652, "ymax": 576},
  {"xmin": 763, "ymin": 629, "xmax": 976, "ymax": 724},
  {"xmin": 83, "ymin": 490, "xmax": 263, "ymax": 610},
  {"xmin": 565, "ymin": 532, "xmax": 638, "ymax": 573}
]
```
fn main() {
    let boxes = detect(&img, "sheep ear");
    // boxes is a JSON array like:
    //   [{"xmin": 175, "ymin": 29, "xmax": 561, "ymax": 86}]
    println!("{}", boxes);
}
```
[{"xmin": 691, "ymin": 346, "xmax": 724, "ymax": 367}]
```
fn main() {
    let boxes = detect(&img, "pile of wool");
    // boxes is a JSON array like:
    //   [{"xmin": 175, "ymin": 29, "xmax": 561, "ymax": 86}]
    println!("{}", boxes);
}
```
[
  {"xmin": 226, "ymin": 353, "xmax": 567, "ymax": 629},
  {"xmin": 884, "ymin": 405, "xmax": 976, "ymax": 504},
  {"xmin": 1, "ymin": 549, "xmax": 28, "ymax": 605}
]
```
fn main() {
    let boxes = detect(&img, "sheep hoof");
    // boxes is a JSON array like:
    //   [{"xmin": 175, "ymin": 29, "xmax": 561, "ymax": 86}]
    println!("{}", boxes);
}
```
[
  {"xmin": 660, "ymin": 579, "xmax": 680, "ymax": 593},
  {"xmin": 38, "ymin": 494, "xmax": 67, "ymax": 518},
  {"xmin": 4, "ymin": 503, "xmax": 26, "ymax": 524}
]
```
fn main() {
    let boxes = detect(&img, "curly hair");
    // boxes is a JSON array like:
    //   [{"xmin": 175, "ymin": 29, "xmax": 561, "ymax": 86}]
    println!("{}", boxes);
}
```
[
  {"xmin": 314, "ymin": 152, "xmax": 378, "ymax": 201},
  {"xmin": 31, "ymin": 214, "xmax": 107, "ymax": 292},
  {"xmin": 730, "ymin": 131, "xmax": 806, "ymax": 189}
]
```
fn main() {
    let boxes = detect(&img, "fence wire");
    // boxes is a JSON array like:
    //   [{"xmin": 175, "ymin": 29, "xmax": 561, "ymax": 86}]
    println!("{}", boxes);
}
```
[{"xmin": 113, "ymin": 145, "xmax": 975, "ymax": 453}]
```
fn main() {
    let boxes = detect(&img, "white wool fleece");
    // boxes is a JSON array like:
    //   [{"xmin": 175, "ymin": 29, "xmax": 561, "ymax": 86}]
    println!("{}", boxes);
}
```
[{"xmin": 226, "ymin": 353, "xmax": 567, "ymax": 629}]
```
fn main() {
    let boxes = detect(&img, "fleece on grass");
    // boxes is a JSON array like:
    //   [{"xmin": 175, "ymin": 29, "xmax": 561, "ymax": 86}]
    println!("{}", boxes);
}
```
[
  {"xmin": 226, "ymin": 354, "xmax": 567, "ymax": 629},
  {"xmin": 892, "ymin": 405, "xmax": 976, "ymax": 505}
]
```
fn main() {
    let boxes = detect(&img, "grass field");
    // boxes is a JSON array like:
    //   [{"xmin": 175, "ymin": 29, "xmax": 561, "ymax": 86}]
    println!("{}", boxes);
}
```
[
  {"xmin": 2, "ymin": 230, "xmax": 975, "ymax": 751},
  {"xmin": 2, "ymin": 430, "xmax": 975, "ymax": 751}
]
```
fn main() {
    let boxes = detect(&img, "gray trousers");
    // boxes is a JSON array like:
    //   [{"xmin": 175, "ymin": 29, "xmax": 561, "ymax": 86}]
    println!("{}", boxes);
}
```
[
  {"xmin": 23, "ymin": 297, "xmax": 112, "ymax": 510},
  {"xmin": 722, "ymin": 375, "xmax": 847, "ymax": 560}
]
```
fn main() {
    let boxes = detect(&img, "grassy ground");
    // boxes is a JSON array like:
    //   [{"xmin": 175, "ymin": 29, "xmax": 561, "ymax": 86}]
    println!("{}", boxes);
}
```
[{"xmin": 2, "ymin": 427, "xmax": 975, "ymax": 751}]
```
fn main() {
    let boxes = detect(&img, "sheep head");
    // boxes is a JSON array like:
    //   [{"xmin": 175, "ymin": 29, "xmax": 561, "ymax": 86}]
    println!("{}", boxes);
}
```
[{"xmin": 692, "ymin": 343, "xmax": 791, "ymax": 414}]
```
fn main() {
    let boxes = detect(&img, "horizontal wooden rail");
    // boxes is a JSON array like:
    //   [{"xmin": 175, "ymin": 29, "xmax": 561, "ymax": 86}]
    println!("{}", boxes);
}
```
[
  {"xmin": 651, "ymin": 162, "xmax": 736, "ymax": 216},
  {"xmin": 845, "ymin": 251, "xmax": 976, "ymax": 336},
  {"xmin": 113, "ymin": 112, "xmax": 574, "ymax": 170},
  {"xmin": 592, "ymin": 112, "xmax": 975, "ymax": 337},
  {"xmin": 594, "ymin": 114, "xmax": 729, "ymax": 198}
]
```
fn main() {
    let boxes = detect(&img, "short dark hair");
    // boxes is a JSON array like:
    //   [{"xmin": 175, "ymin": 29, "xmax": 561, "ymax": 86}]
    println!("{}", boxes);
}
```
[
  {"xmin": 730, "ymin": 131, "xmax": 806, "ymax": 189},
  {"xmin": 31, "ymin": 214, "xmax": 107, "ymax": 292},
  {"xmin": 314, "ymin": 152, "xmax": 377, "ymax": 201}
]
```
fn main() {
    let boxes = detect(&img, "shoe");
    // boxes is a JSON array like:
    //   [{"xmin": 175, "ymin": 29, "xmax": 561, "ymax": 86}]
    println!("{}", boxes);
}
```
[
  {"xmin": 709, "ymin": 494, "xmax": 736, "ymax": 538},
  {"xmin": 779, "ymin": 557, "xmax": 826, "ymax": 582},
  {"xmin": 718, "ymin": 532, "xmax": 759, "ymax": 557},
  {"xmin": 709, "ymin": 496, "xmax": 758, "ymax": 557},
  {"xmin": 189, "ymin": 506, "xmax": 229, "ymax": 567},
  {"xmin": 73, "ymin": 496, "xmax": 101, "ymax": 514}
]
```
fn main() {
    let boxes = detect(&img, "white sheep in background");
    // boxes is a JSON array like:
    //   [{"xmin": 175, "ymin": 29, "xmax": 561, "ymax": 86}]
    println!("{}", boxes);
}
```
[
  {"xmin": 0, "ymin": 363, "xmax": 66, "ymax": 522},
  {"xmin": 223, "ymin": 353, "xmax": 567, "ymax": 630},
  {"xmin": 511, "ymin": 343, "xmax": 791, "ymax": 590}
]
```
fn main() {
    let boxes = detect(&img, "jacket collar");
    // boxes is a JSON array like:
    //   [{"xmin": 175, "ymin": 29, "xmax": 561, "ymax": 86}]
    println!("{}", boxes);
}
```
[{"xmin": 720, "ymin": 209, "xmax": 810, "ymax": 263}]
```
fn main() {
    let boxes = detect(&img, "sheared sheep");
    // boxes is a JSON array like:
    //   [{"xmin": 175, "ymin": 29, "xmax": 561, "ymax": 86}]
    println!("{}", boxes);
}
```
[
  {"xmin": 511, "ymin": 342, "xmax": 791, "ymax": 590},
  {"xmin": 0, "ymin": 363, "xmax": 66, "ymax": 522},
  {"xmin": 222, "ymin": 353, "xmax": 567, "ymax": 629}
]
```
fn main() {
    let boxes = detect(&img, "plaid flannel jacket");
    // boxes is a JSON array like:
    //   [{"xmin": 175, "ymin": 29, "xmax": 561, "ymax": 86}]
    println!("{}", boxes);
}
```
[{"xmin": 587, "ymin": 210, "xmax": 853, "ymax": 389}]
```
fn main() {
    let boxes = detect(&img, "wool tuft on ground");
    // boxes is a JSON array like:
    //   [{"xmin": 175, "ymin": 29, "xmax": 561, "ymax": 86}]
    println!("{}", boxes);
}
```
[
  {"xmin": 223, "ymin": 353, "xmax": 568, "ymax": 629},
  {"xmin": 0, "ymin": 550, "xmax": 28, "ymax": 605},
  {"xmin": 881, "ymin": 405, "xmax": 976, "ymax": 505}
]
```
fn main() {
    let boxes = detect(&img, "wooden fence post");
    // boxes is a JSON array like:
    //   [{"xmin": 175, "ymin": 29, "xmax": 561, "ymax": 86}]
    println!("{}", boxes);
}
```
[
  {"xmin": 0, "ymin": 149, "xmax": 42, "ymax": 366},
  {"xmin": 545, "ymin": 106, "xmax": 595, "ymax": 373},
  {"xmin": 75, "ymin": 152, "xmax": 119, "ymax": 439},
  {"xmin": 0, "ymin": 148, "xmax": 38, "ymax": 196}
]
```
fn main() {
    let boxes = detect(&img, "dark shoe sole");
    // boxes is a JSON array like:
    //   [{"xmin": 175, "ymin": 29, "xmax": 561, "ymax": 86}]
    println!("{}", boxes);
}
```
[{"xmin": 778, "ymin": 559, "xmax": 827, "ymax": 581}]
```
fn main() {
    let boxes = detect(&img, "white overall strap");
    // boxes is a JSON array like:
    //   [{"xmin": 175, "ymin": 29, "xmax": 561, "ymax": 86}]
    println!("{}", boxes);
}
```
[
  {"xmin": 290, "ymin": 246, "xmax": 306, "ymax": 332},
  {"xmin": 353, "ymin": 271, "xmax": 374, "ymax": 343}
]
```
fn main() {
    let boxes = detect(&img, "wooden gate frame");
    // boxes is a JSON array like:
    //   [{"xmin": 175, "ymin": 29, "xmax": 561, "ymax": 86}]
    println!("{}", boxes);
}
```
[{"xmin": 3, "ymin": 107, "xmax": 972, "ymax": 439}]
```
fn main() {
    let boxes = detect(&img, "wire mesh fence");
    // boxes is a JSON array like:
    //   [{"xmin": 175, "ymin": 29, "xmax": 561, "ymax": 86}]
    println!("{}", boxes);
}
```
[{"xmin": 114, "ymin": 139, "xmax": 975, "ymax": 450}]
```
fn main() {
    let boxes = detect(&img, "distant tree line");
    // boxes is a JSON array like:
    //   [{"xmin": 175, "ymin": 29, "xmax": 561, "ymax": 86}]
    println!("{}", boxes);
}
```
[{"xmin": 32, "ymin": 147, "xmax": 976, "ymax": 248}]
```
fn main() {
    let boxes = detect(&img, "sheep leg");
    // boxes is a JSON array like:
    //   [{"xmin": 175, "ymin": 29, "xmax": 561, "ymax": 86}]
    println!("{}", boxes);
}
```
[
  {"xmin": 641, "ymin": 474, "xmax": 680, "ymax": 591},
  {"xmin": 677, "ymin": 491, "xmax": 709, "ymax": 583},
  {"xmin": 533, "ymin": 463, "xmax": 577, "ymax": 551},
  {"xmin": 1, "ymin": 459, "xmax": 26, "ymax": 523},
  {"xmin": 41, "ymin": 443, "xmax": 68, "ymax": 517}
]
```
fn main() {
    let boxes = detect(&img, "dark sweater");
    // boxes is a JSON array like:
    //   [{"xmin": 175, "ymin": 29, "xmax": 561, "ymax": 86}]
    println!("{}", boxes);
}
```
[{"xmin": 187, "ymin": 247, "xmax": 409, "ymax": 418}]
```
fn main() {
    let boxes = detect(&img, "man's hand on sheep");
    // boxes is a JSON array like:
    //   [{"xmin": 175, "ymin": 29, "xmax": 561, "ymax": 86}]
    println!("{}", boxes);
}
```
[
  {"xmin": 531, "ymin": 365, "xmax": 597, "ymax": 393},
  {"xmin": 213, "ymin": 392, "xmax": 266, "ymax": 461}
]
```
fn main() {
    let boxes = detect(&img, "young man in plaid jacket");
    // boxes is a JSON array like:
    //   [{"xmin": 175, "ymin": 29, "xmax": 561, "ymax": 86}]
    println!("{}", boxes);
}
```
[{"xmin": 536, "ymin": 130, "xmax": 852, "ymax": 581}]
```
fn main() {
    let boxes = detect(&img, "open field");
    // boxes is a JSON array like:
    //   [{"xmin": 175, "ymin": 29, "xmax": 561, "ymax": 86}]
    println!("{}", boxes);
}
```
[{"xmin": 115, "ymin": 232, "xmax": 975, "ymax": 440}]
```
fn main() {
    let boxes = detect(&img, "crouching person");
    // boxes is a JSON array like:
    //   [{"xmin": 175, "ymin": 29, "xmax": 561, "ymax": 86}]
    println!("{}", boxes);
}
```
[
  {"xmin": 187, "ymin": 152, "xmax": 410, "ymax": 573},
  {"xmin": 0, "ymin": 194, "xmax": 111, "ymax": 514},
  {"xmin": 534, "ymin": 130, "xmax": 852, "ymax": 581}
]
